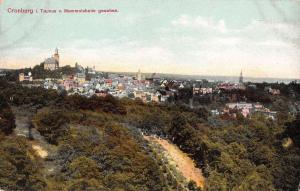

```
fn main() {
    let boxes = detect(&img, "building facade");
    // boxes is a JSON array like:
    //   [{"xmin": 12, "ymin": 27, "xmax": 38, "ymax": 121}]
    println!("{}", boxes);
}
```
[{"xmin": 44, "ymin": 48, "xmax": 59, "ymax": 70}]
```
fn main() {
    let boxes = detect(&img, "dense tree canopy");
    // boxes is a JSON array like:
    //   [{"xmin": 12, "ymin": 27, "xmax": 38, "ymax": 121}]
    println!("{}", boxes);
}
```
[{"xmin": 0, "ymin": 79, "xmax": 300, "ymax": 190}]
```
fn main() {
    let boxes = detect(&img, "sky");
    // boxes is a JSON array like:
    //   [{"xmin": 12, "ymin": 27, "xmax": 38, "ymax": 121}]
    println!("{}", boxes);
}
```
[{"xmin": 0, "ymin": 0, "xmax": 299, "ymax": 79}]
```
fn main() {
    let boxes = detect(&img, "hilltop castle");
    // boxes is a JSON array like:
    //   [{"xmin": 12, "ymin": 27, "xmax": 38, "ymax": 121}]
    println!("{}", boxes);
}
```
[{"xmin": 44, "ymin": 48, "xmax": 59, "ymax": 70}]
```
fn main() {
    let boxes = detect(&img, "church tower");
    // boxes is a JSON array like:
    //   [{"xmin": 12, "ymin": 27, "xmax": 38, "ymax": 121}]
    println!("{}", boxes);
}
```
[
  {"xmin": 53, "ymin": 48, "xmax": 59, "ymax": 63},
  {"xmin": 239, "ymin": 70, "xmax": 243, "ymax": 84},
  {"xmin": 137, "ymin": 69, "xmax": 142, "ymax": 81},
  {"xmin": 53, "ymin": 47, "xmax": 59, "ymax": 69}
]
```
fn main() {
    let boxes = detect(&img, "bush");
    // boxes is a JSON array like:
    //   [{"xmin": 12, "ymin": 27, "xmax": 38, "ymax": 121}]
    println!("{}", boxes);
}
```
[
  {"xmin": 0, "ymin": 136, "xmax": 45, "ymax": 191},
  {"xmin": 35, "ymin": 110, "xmax": 70, "ymax": 144}
]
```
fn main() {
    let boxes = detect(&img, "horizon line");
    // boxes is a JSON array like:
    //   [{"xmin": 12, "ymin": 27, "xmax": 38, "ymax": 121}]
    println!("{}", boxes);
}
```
[{"xmin": 1, "ymin": 67, "xmax": 299, "ymax": 81}]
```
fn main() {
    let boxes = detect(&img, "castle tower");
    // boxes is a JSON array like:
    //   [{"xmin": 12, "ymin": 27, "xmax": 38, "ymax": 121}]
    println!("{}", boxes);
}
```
[{"xmin": 239, "ymin": 70, "xmax": 243, "ymax": 84}]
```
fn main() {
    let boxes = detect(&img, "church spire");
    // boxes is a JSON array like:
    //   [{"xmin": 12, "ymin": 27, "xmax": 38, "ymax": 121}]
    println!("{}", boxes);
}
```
[
  {"xmin": 53, "ymin": 47, "xmax": 60, "ymax": 67},
  {"xmin": 239, "ymin": 69, "xmax": 243, "ymax": 84}
]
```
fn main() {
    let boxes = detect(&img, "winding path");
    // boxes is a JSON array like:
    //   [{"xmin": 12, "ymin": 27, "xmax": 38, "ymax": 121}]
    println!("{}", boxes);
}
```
[{"xmin": 144, "ymin": 135, "xmax": 205, "ymax": 189}]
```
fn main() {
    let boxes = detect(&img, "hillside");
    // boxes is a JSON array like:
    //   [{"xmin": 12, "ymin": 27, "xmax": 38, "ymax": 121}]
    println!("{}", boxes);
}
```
[{"xmin": 0, "ymin": 79, "xmax": 300, "ymax": 191}]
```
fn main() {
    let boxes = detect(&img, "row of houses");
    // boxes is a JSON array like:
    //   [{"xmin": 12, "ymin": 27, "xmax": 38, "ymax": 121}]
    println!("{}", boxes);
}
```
[
  {"xmin": 41, "ymin": 71, "xmax": 174, "ymax": 103},
  {"xmin": 215, "ymin": 102, "xmax": 277, "ymax": 120}
]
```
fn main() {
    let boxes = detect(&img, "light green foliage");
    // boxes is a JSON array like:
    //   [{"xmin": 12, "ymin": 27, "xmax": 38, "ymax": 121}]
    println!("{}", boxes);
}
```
[{"xmin": 0, "ymin": 136, "xmax": 45, "ymax": 191}]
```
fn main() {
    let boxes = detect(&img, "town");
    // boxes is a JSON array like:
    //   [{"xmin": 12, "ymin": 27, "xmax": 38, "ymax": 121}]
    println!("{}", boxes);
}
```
[{"xmin": 3, "ymin": 48, "xmax": 296, "ymax": 121}]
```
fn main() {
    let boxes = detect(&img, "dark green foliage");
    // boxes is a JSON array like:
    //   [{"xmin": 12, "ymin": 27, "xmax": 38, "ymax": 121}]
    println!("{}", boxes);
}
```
[
  {"xmin": 65, "ymin": 94, "xmax": 127, "ymax": 115},
  {"xmin": 245, "ymin": 87, "xmax": 272, "ymax": 103},
  {"xmin": 136, "ymin": 112, "xmax": 165, "ymax": 135},
  {"xmin": 193, "ymin": 107, "xmax": 210, "ymax": 120},
  {"xmin": 285, "ymin": 115, "xmax": 300, "ymax": 147},
  {"xmin": 1, "ymin": 79, "xmax": 300, "ymax": 190},
  {"xmin": 121, "ymin": 99, "xmax": 300, "ymax": 191},
  {"xmin": 51, "ymin": 124, "xmax": 168, "ymax": 191},
  {"xmin": 0, "ymin": 79, "xmax": 63, "ymax": 107},
  {"xmin": 177, "ymin": 87, "xmax": 193, "ymax": 103},
  {"xmin": 188, "ymin": 181, "xmax": 202, "ymax": 191},
  {"xmin": 35, "ymin": 110, "xmax": 70, "ymax": 145},
  {"xmin": 202, "ymin": 117, "xmax": 300, "ymax": 191},
  {"xmin": 0, "ymin": 79, "xmax": 127, "ymax": 115},
  {"xmin": 0, "ymin": 95, "xmax": 15, "ymax": 134},
  {"xmin": 5, "ymin": 64, "xmax": 79, "ymax": 80}
]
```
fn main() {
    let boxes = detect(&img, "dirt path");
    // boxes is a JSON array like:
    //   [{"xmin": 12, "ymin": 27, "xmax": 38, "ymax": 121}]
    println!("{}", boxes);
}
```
[
  {"xmin": 145, "ymin": 135, "xmax": 205, "ymax": 189},
  {"xmin": 12, "ymin": 106, "xmax": 57, "ymax": 173},
  {"xmin": 32, "ymin": 144, "xmax": 48, "ymax": 158},
  {"xmin": 13, "ymin": 107, "xmax": 32, "ymax": 138}
]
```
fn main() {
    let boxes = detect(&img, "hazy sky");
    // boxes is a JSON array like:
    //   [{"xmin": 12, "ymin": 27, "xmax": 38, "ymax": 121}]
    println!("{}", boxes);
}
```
[{"xmin": 0, "ymin": 0, "xmax": 299, "ymax": 79}]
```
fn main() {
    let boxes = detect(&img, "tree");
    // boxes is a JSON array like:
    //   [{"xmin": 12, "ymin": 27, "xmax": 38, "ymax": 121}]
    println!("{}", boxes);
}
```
[
  {"xmin": 0, "ymin": 95, "xmax": 15, "ymax": 134},
  {"xmin": 233, "ymin": 170, "xmax": 275, "ymax": 191},
  {"xmin": 188, "ymin": 180, "xmax": 202, "ymax": 191},
  {"xmin": 205, "ymin": 170, "xmax": 228, "ymax": 191},
  {"xmin": 35, "ymin": 110, "xmax": 70, "ymax": 144},
  {"xmin": 285, "ymin": 114, "xmax": 300, "ymax": 147}
]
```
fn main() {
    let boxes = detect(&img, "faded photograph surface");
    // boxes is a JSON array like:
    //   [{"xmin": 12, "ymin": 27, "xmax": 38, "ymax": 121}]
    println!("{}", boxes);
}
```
[{"xmin": 0, "ymin": 1, "xmax": 299, "ymax": 191}]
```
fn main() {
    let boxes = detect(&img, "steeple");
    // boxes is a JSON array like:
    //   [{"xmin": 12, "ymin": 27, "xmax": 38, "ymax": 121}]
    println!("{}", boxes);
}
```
[
  {"xmin": 53, "ymin": 47, "xmax": 60, "ymax": 67},
  {"xmin": 239, "ymin": 70, "xmax": 243, "ymax": 84},
  {"xmin": 137, "ymin": 69, "xmax": 142, "ymax": 81}
]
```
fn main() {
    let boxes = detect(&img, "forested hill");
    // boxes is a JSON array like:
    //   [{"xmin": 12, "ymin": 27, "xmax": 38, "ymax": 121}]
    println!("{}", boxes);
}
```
[
  {"xmin": 3, "ymin": 63, "xmax": 79, "ymax": 81},
  {"xmin": 0, "ymin": 79, "xmax": 300, "ymax": 191}
]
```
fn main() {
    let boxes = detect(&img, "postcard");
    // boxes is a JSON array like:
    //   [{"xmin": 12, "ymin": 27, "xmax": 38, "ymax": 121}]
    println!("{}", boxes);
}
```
[{"xmin": 0, "ymin": 1, "xmax": 299, "ymax": 191}]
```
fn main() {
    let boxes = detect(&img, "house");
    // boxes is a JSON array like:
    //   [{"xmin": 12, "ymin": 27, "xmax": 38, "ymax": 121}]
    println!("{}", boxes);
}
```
[
  {"xmin": 200, "ymin": 88, "xmax": 213, "ymax": 94},
  {"xmin": 151, "ymin": 91, "xmax": 162, "ymax": 102},
  {"xmin": 211, "ymin": 109, "xmax": 220, "ymax": 116},
  {"xmin": 105, "ymin": 79, "xmax": 113, "ymax": 87},
  {"xmin": 265, "ymin": 86, "xmax": 280, "ymax": 95},
  {"xmin": 0, "ymin": 70, "xmax": 6, "ymax": 77},
  {"xmin": 257, "ymin": 110, "xmax": 277, "ymax": 120},
  {"xmin": 63, "ymin": 76, "xmax": 76, "ymax": 91},
  {"xmin": 269, "ymin": 88, "xmax": 280, "ymax": 95},
  {"xmin": 248, "ymin": 84, "xmax": 257, "ymax": 89},
  {"xmin": 86, "ymin": 66, "xmax": 96, "ymax": 74},
  {"xmin": 95, "ymin": 90, "xmax": 108, "ymax": 97},
  {"xmin": 217, "ymin": 83, "xmax": 239, "ymax": 91},
  {"xmin": 224, "ymin": 102, "xmax": 253, "ymax": 118},
  {"xmin": 226, "ymin": 102, "xmax": 253, "ymax": 110},
  {"xmin": 76, "ymin": 73, "xmax": 86, "ymax": 84},
  {"xmin": 117, "ymin": 83, "xmax": 125, "ymax": 91},
  {"xmin": 193, "ymin": 88, "xmax": 201, "ymax": 95},
  {"xmin": 160, "ymin": 95, "xmax": 169, "ymax": 102},
  {"xmin": 253, "ymin": 103, "xmax": 263, "ymax": 110},
  {"xmin": 19, "ymin": 72, "xmax": 33, "ymax": 82},
  {"xmin": 224, "ymin": 102, "xmax": 277, "ymax": 119},
  {"xmin": 179, "ymin": 83, "xmax": 185, "ymax": 89},
  {"xmin": 133, "ymin": 91, "xmax": 154, "ymax": 103},
  {"xmin": 241, "ymin": 107, "xmax": 250, "ymax": 117}
]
